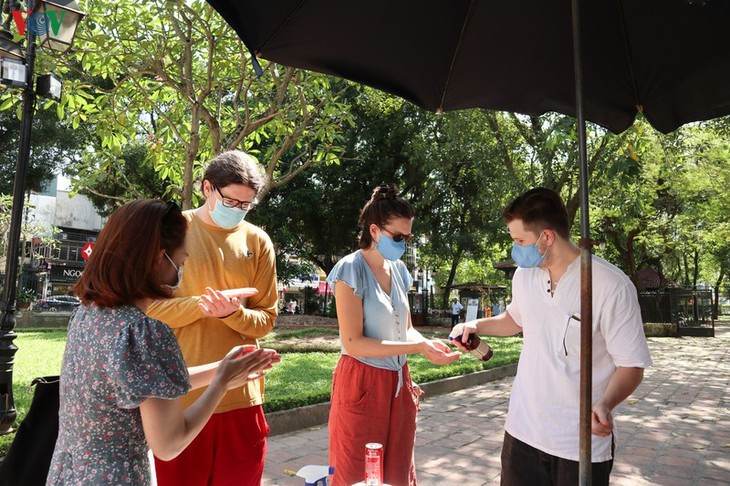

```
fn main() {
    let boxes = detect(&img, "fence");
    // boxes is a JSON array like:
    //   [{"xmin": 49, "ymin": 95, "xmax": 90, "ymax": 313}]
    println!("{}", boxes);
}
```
[{"xmin": 638, "ymin": 287, "xmax": 714, "ymax": 337}]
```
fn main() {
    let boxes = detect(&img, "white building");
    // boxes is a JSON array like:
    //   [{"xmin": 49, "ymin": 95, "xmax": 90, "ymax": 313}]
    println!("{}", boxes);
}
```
[{"xmin": 21, "ymin": 177, "xmax": 106, "ymax": 297}]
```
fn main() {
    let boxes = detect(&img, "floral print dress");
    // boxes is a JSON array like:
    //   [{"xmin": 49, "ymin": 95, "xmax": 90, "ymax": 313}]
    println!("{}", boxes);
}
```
[{"xmin": 47, "ymin": 304, "xmax": 191, "ymax": 485}]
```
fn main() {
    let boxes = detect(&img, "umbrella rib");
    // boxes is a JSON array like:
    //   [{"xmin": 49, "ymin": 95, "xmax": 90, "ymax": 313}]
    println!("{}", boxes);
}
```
[
  {"xmin": 437, "ymin": 0, "xmax": 479, "ymax": 113},
  {"xmin": 616, "ymin": 0, "xmax": 643, "ymax": 112},
  {"xmin": 258, "ymin": 0, "xmax": 309, "ymax": 53}
]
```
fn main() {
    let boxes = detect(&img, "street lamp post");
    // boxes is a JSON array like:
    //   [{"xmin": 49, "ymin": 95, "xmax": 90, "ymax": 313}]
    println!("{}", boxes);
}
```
[{"xmin": 0, "ymin": 0, "xmax": 84, "ymax": 434}]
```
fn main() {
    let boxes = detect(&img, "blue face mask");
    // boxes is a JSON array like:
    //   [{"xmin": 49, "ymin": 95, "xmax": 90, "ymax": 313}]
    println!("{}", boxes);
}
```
[
  {"xmin": 376, "ymin": 233, "xmax": 406, "ymax": 261},
  {"xmin": 511, "ymin": 232, "xmax": 547, "ymax": 268},
  {"xmin": 210, "ymin": 199, "xmax": 248, "ymax": 229}
]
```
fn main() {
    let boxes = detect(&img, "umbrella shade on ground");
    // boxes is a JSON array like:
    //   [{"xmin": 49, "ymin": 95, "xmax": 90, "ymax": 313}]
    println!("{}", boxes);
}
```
[{"xmin": 207, "ymin": 0, "xmax": 730, "ymax": 135}]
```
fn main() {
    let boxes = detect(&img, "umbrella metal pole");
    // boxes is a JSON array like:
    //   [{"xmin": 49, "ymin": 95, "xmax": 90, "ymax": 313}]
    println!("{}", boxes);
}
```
[{"xmin": 571, "ymin": 0, "xmax": 593, "ymax": 484}]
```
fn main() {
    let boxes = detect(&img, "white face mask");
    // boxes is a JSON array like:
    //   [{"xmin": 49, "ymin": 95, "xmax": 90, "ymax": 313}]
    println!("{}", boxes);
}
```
[{"xmin": 162, "ymin": 252, "xmax": 184, "ymax": 291}]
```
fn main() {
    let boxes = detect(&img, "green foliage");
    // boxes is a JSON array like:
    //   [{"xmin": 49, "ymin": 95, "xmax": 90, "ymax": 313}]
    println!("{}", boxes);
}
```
[
  {"xmin": 53, "ymin": 0, "xmax": 354, "ymax": 209},
  {"xmin": 0, "ymin": 107, "xmax": 87, "ymax": 194},
  {"xmin": 16, "ymin": 288, "xmax": 38, "ymax": 303},
  {"xmin": 251, "ymin": 88, "xmax": 418, "ymax": 274},
  {"xmin": 590, "ymin": 119, "xmax": 730, "ymax": 290},
  {"xmin": 407, "ymin": 110, "xmax": 518, "ymax": 305},
  {"xmin": 0, "ymin": 196, "xmax": 58, "ymax": 268},
  {"xmin": 67, "ymin": 144, "xmax": 170, "ymax": 216}
]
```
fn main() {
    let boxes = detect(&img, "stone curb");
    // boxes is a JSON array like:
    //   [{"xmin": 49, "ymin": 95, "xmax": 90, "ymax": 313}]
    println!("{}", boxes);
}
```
[{"xmin": 267, "ymin": 363, "xmax": 518, "ymax": 436}]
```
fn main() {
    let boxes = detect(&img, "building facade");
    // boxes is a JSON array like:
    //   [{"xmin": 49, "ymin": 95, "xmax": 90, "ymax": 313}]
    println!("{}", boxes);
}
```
[{"xmin": 20, "ymin": 178, "xmax": 105, "ymax": 298}]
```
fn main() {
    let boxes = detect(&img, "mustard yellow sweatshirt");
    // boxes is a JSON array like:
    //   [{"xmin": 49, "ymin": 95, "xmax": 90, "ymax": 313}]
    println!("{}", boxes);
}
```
[{"xmin": 146, "ymin": 211, "xmax": 278, "ymax": 412}]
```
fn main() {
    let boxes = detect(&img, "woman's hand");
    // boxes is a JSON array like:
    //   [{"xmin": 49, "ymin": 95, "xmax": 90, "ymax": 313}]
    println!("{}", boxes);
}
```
[
  {"xmin": 420, "ymin": 339, "xmax": 461, "ymax": 365},
  {"xmin": 212, "ymin": 345, "xmax": 281, "ymax": 391}
]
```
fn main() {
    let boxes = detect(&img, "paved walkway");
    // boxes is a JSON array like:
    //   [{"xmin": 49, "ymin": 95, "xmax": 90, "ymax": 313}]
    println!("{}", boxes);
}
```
[{"xmin": 263, "ymin": 321, "xmax": 730, "ymax": 485}]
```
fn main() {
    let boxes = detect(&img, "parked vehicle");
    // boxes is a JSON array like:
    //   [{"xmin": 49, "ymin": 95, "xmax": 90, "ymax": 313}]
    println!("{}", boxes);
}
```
[{"xmin": 33, "ymin": 295, "xmax": 81, "ymax": 312}]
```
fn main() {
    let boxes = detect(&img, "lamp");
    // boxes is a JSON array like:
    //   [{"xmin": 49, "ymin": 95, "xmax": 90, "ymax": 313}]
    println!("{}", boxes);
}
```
[
  {"xmin": 0, "ymin": 0, "xmax": 84, "ymax": 435},
  {"xmin": 35, "ymin": 0, "xmax": 85, "ymax": 52},
  {"xmin": 1, "ymin": 57, "xmax": 26, "ymax": 87},
  {"xmin": 36, "ymin": 72, "xmax": 61, "ymax": 99},
  {"xmin": 0, "ymin": 28, "xmax": 24, "ymax": 61}
]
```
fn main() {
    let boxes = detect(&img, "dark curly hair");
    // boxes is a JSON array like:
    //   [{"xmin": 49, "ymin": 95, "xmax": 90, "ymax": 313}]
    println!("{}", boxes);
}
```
[{"xmin": 358, "ymin": 184, "xmax": 415, "ymax": 249}]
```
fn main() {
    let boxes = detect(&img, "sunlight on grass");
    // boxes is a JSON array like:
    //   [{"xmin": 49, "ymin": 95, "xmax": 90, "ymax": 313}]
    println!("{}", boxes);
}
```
[
  {"xmin": 263, "ymin": 335, "xmax": 522, "ymax": 412},
  {"xmin": 1, "ymin": 330, "xmax": 66, "ymax": 456},
  {"xmin": 1, "ymin": 328, "xmax": 522, "ymax": 455}
]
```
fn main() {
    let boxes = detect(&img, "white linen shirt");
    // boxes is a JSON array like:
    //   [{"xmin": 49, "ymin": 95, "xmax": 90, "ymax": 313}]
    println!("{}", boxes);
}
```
[{"xmin": 505, "ymin": 255, "xmax": 652, "ymax": 462}]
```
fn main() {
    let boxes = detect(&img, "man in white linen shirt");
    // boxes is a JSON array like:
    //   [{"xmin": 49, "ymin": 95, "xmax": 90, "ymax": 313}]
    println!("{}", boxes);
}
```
[{"xmin": 450, "ymin": 187, "xmax": 651, "ymax": 486}]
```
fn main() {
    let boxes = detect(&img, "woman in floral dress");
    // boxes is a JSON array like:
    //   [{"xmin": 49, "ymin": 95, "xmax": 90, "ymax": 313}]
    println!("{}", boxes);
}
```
[{"xmin": 47, "ymin": 200, "xmax": 279, "ymax": 485}]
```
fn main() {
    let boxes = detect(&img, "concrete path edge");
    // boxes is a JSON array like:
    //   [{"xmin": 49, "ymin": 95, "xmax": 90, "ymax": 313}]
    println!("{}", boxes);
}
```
[{"xmin": 267, "ymin": 363, "xmax": 518, "ymax": 436}]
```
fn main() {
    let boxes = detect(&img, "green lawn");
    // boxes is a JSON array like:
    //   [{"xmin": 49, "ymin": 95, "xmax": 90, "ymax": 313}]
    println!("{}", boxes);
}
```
[
  {"xmin": 0, "ymin": 330, "xmax": 67, "ymax": 456},
  {"xmin": 0, "ymin": 328, "xmax": 522, "ymax": 456}
]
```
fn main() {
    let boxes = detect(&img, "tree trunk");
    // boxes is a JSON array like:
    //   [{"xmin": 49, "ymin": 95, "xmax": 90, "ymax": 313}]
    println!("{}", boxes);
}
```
[
  {"xmin": 441, "ymin": 245, "xmax": 464, "ymax": 309},
  {"xmin": 182, "ymin": 109, "xmax": 202, "ymax": 210},
  {"xmin": 565, "ymin": 189, "xmax": 580, "ymax": 232},
  {"xmin": 683, "ymin": 252, "xmax": 689, "ymax": 286},
  {"xmin": 692, "ymin": 248, "xmax": 700, "ymax": 289},
  {"xmin": 713, "ymin": 269, "xmax": 724, "ymax": 320}
]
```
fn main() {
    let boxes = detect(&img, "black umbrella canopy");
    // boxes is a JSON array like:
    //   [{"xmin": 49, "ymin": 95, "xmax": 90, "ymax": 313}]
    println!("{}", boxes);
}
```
[
  {"xmin": 207, "ymin": 0, "xmax": 730, "ymax": 134},
  {"xmin": 205, "ymin": 1, "xmax": 730, "ymax": 481}
]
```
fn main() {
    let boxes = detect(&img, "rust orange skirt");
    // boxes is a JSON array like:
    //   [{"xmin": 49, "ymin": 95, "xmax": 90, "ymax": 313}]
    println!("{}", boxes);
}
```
[{"xmin": 328, "ymin": 355, "xmax": 420, "ymax": 486}]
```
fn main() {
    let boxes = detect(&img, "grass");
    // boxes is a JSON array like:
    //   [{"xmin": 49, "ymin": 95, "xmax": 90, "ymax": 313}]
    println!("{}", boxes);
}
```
[
  {"xmin": 0, "ymin": 329, "xmax": 66, "ymax": 456},
  {"xmin": 0, "ymin": 327, "xmax": 522, "ymax": 456}
]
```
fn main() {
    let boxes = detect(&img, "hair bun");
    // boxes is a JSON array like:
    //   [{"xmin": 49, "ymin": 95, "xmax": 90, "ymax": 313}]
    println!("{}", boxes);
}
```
[{"xmin": 372, "ymin": 183, "xmax": 398, "ymax": 201}]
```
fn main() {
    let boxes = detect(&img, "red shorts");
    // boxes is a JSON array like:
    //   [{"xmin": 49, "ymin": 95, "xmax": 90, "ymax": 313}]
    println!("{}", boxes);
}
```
[
  {"xmin": 328, "ymin": 355, "xmax": 419, "ymax": 486},
  {"xmin": 154, "ymin": 406, "xmax": 269, "ymax": 486}
]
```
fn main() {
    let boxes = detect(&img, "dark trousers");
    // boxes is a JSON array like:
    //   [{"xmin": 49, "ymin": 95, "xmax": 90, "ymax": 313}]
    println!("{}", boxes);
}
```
[
  {"xmin": 500, "ymin": 431, "xmax": 614, "ymax": 486},
  {"xmin": 450, "ymin": 314, "xmax": 460, "ymax": 328}
]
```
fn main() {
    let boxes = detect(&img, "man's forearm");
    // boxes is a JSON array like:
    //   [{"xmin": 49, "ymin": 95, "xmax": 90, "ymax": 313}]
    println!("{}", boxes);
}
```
[
  {"xmin": 146, "ymin": 297, "xmax": 203, "ymax": 328},
  {"xmin": 221, "ymin": 306, "xmax": 276, "ymax": 339},
  {"xmin": 476, "ymin": 311, "xmax": 522, "ymax": 336},
  {"xmin": 597, "ymin": 366, "xmax": 644, "ymax": 410}
]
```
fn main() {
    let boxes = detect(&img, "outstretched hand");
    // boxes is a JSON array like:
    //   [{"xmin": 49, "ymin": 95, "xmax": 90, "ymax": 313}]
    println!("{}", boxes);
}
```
[
  {"xmin": 214, "ymin": 345, "xmax": 281, "ymax": 391},
  {"xmin": 421, "ymin": 339, "xmax": 461, "ymax": 365}
]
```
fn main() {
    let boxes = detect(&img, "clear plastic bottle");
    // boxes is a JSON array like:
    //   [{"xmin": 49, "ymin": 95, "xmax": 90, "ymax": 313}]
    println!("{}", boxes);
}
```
[{"xmin": 449, "ymin": 333, "xmax": 493, "ymax": 361}]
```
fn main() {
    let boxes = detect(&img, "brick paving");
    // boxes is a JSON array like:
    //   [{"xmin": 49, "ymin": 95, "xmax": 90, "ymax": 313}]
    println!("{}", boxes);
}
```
[{"xmin": 263, "ymin": 321, "xmax": 729, "ymax": 485}]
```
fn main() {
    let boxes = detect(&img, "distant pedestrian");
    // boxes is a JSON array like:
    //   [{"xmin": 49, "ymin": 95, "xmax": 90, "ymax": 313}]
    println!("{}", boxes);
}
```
[
  {"xmin": 450, "ymin": 298, "xmax": 464, "ymax": 328},
  {"xmin": 327, "ymin": 184, "xmax": 460, "ymax": 486}
]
